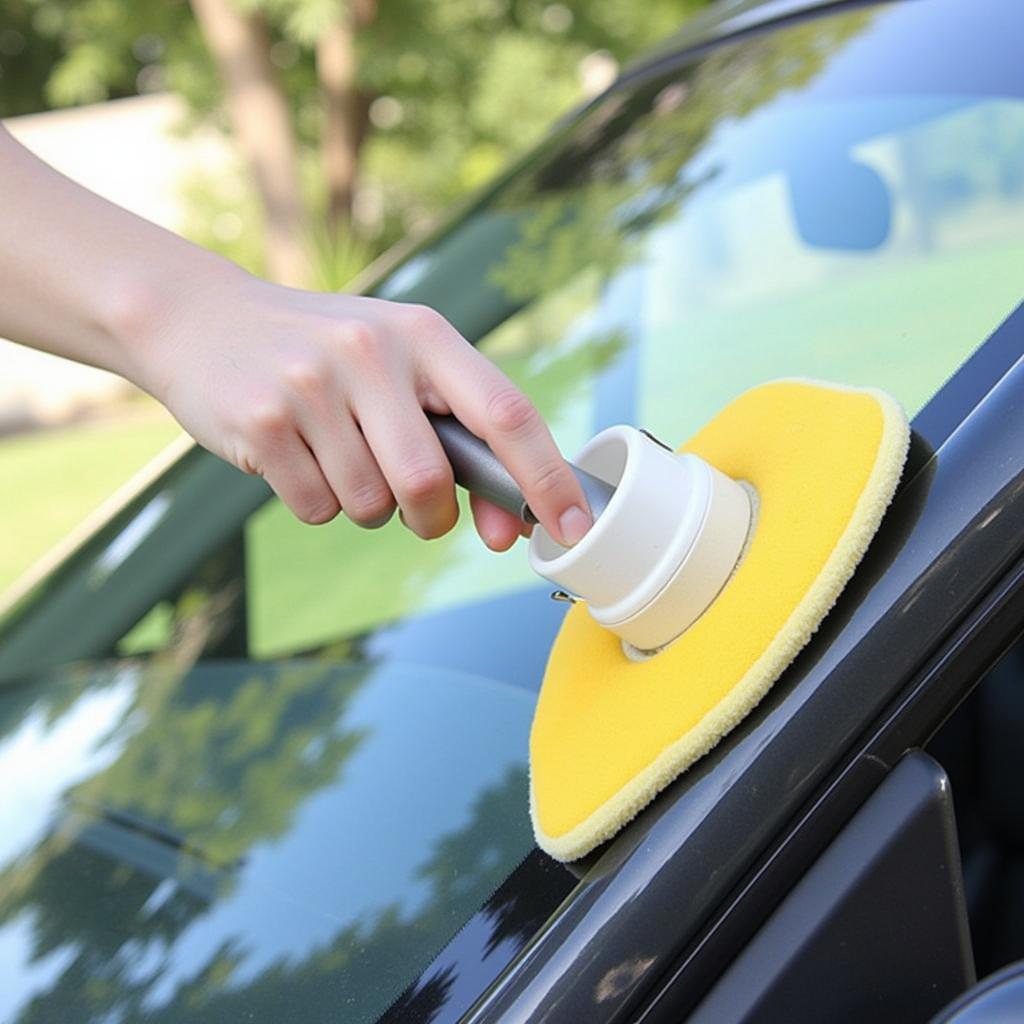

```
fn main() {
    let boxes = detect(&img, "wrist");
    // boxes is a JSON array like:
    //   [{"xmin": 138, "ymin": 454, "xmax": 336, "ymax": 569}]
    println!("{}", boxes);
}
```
[{"xmin": 98, "ymin": 244, "xmax": 251, "ymax": 400}]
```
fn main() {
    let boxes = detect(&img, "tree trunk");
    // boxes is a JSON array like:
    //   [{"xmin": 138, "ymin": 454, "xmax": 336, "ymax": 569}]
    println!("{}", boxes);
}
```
[
  {"xmin": 317, "ymin": 1, "xmax": 374, "ymax": 236},
  {"xmin": 189, "ymin": 0, "xmax": 310, "ymax": 286}
]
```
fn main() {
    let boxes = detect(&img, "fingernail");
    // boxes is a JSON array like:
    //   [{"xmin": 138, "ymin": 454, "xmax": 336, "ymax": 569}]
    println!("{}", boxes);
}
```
[
  {"xmin": 361, "ymin": 508, "xmax": 395, "ymax": 530},
  {"xmin": 558, "ymin": 505, "xmax": 592, "ymax": 547}
]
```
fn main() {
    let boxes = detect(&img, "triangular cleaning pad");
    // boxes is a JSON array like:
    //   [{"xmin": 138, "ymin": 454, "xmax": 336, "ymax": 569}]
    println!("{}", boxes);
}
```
[{"xmin": 530, "ymin": 379, "xmax": 910, "ymax": 861}]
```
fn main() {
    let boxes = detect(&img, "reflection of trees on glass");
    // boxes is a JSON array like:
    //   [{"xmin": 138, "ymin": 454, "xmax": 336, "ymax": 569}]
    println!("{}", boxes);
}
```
[
  {"xmin": 416, "ymin": 766, "xmax": 533, "ymax": 910},
  {"xmin": 0, "ymin": 12, "xmax": 909, "ymax": 1023},
  {"xmin": 73, "ymin": 661, "xmax": 370, "ymax": 865},
  {"xmin": 383, "ymin": 825, "xmax": 580, "ymax": 1020},
  {"xmin": 489, "ymin": 13, "xmax": 875, "ymax": 304},
  {"xmin": 0, "ymin": 659, "xmax": 370, "ymax": 946},
  {"xmin": 0, "ymin": 733, "xmax": 537, "ymax": 1023}
]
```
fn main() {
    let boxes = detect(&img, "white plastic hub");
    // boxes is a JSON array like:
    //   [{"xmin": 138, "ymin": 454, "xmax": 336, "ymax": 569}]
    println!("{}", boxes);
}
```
[{"xmin": 529, "ymin": 425, "xmax": 752, "ymax": 652}]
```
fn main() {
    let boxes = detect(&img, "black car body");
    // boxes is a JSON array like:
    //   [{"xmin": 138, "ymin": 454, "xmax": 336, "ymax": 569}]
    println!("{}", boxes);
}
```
[{"xmin": 1, "ymin": 0, "xmax": 1024, "ymax": 1020}]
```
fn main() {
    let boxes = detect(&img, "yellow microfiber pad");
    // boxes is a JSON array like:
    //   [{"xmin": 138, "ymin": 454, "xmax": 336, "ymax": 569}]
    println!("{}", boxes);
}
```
[{"xmin": 530, "ymin": 379, "xmax": 910, "ymax": 862}]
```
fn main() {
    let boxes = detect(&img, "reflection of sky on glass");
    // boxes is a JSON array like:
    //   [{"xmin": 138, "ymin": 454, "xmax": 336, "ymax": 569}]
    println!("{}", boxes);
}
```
[
  {"xmin": 91, "ymin": 493, "xmax": 172, "ymax": 583},
  {"xmin": 0, "ymin": 673, "xmax": 136, "ymax": 870},
  {"xmin": 245, "ymin": 664, "xmax": 533, "ymax": 924},
  {"xmin": 0, "ymin": 917, "xmax": 77, "ymax": 1022},
  {"xmin": 18, "ymin": 662, "xmax": 536, "ymax": 1017},
  {"xmin": 0, "ymin": 674, "xmax": 138, "ymax": 1020}
]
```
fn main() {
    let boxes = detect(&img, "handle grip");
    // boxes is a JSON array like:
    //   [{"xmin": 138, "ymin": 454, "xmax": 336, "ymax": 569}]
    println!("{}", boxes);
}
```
[{"xmin": 427, "ymin": 413, "xmax": 615, "ymax": 525}]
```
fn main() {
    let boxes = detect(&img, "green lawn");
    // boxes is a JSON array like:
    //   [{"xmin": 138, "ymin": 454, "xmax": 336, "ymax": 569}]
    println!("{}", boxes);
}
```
[{"xmin": 0, "ymin": 408, "xmax": 184, "ymax": 595}]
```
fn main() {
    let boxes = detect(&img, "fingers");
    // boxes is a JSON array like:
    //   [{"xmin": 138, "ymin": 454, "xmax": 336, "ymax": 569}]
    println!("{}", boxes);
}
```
[
  {"xmin": 355, "ymin": 390, "xmax": 459, "ymax": 540},
  {"xmin": 230, "ymin": 298, "xmax": 581, "ymax": 549},
  {"xmin": 236, "ymin": 404, "xmax": 341, "ymax": 525},
  {"xmin": 423, "ymin": 338, "xmax": 592, "ymax": 547},
  {"xmin": 299, "ymin": 408, "xmax": 396, "ymax": 529},
  {"xmin": 470, "ymin": 495, "xmax": 530, "ymax": 552}
]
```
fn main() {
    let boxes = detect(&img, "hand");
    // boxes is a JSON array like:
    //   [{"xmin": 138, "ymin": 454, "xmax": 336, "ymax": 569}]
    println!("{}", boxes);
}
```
[{"xmin": 132, "ymin": 267, "xmax": 593, "ymax": 550}]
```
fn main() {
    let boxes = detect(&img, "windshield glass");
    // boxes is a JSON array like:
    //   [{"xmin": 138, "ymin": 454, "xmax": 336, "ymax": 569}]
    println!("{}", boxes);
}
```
[
  {"xmin": 1, "ymin": 1, "xmax": 1023, "ymax": 1021},
  {"xmin": 249, "ymin": 0, "xmax": 1024, "ymax": 660}
]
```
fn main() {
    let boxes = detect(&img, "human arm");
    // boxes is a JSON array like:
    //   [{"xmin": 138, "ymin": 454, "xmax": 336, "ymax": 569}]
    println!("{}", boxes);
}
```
[{"xmin": 0, "ymin": 122, "xmax": 593, "ymax": 549}]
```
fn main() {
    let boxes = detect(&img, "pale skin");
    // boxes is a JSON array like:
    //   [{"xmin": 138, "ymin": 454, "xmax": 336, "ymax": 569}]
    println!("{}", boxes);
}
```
[{"xmin": 0, "ymin": 124, "xmax": 593, "ymax": 551}]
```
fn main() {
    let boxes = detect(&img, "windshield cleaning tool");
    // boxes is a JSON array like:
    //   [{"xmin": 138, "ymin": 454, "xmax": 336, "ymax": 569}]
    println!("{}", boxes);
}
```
[
  {"xmin": 527, "ymin": 426, "xmax": 753, "ymax": 651},
  {"xmin": 430, "ymin": 414, "xmax": 752, "ymax": 647},
  {"xmin": 528, "ymin": 380, "xmax": 910, "ymax": 862},
  {"xmin": 428, "ymin": 413, "xmax": 616, "ymax": 524}
]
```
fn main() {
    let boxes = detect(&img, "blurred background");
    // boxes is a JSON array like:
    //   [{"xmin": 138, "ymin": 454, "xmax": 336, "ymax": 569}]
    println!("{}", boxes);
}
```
[{"xmin": 0, "ymin": 0, "xmax": 707, "ymax": 595}]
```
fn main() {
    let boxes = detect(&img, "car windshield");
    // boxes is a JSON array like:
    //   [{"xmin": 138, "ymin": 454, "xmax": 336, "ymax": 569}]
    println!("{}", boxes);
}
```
[{"xmin": 1, "ymin": 1, "xmax": 1023, "ymax": 1021}]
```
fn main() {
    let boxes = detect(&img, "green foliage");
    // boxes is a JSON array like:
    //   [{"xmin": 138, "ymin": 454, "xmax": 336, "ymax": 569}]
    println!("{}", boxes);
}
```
[
  {"xmin": 471, "ymin": 33, "xmax": 586, "ymax": 151},
  {"xmin": 178, "ymin": 166, "xmax": 268, "ymax": 277},
  {"xmin": 18, "ymin": 0, "xmax": 194, "ymax": 107},
  {"xmin": 0, "ymin": 0, "xmax": 709, "ymax": 281},
  {"xmin": 487, "ymin": 12, "xmax": 874, "ymax": 304},
  {"xmin": 308, "ymin": 222, "xmax": 378, "ymax": 291},
  {"xmin": 356, "ymin": 0, "xmax": 705, "ymax": 228},
  {"xmin": 0, "ymin": 1, "xmax": 64, "ymax": 115},
  {"xmin": 246, "ymin": 0, "xmax": 347, "ymax": 46}
]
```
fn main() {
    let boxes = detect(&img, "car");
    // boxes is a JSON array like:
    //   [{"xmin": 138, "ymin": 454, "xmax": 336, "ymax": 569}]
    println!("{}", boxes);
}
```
[{"xmin": 2, "ymin": 0, "xmax": 1024, "ymax": 1020}]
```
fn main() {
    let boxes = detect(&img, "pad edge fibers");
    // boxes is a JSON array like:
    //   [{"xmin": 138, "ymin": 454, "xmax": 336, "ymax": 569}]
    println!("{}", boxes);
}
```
[{"xmin": 530, "ymin": 379, "xmax": 910, "ymax": 862}]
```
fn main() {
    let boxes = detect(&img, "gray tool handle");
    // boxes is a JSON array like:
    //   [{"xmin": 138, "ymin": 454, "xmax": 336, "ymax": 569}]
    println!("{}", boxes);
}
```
[{"xmin": 428, "ymin": 413, "xmax": 615, "ymax": 525}]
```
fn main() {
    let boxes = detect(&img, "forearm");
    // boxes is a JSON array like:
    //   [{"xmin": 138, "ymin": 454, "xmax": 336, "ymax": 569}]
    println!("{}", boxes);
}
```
[
  {"xmin": 0, "ymin": 121, "xmax": 241, "ymax": 388},
  {"xmin": 0, "ymin": 122, "xmax": 593, "ymax": 548}
]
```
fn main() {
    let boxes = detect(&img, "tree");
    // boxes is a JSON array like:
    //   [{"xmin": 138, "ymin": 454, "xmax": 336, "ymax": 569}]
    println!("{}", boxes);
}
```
[
  {"xmin": 316, "ymin": 0, "xmax": 376, "ymax": 233},
  {"xmin": 2, "ymin": 0, "xmax": 709, "ymax": 284},
  {"xmin": 188, "ymin": 0, "xmax": 311, "ymax": 284}
]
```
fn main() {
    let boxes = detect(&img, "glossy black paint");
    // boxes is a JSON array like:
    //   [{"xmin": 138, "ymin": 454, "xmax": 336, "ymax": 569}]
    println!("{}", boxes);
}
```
[
  {"xmin": 462, "ymin": 308, "xmax": 1024, "ymax": 1021},
  {"xmin": 379, "ymin": 852, "xmax": 577, "ymax": 1023},
  {"xmin": 689, "ymin": 752, "xmax": 973, "ymax": 1024}
]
